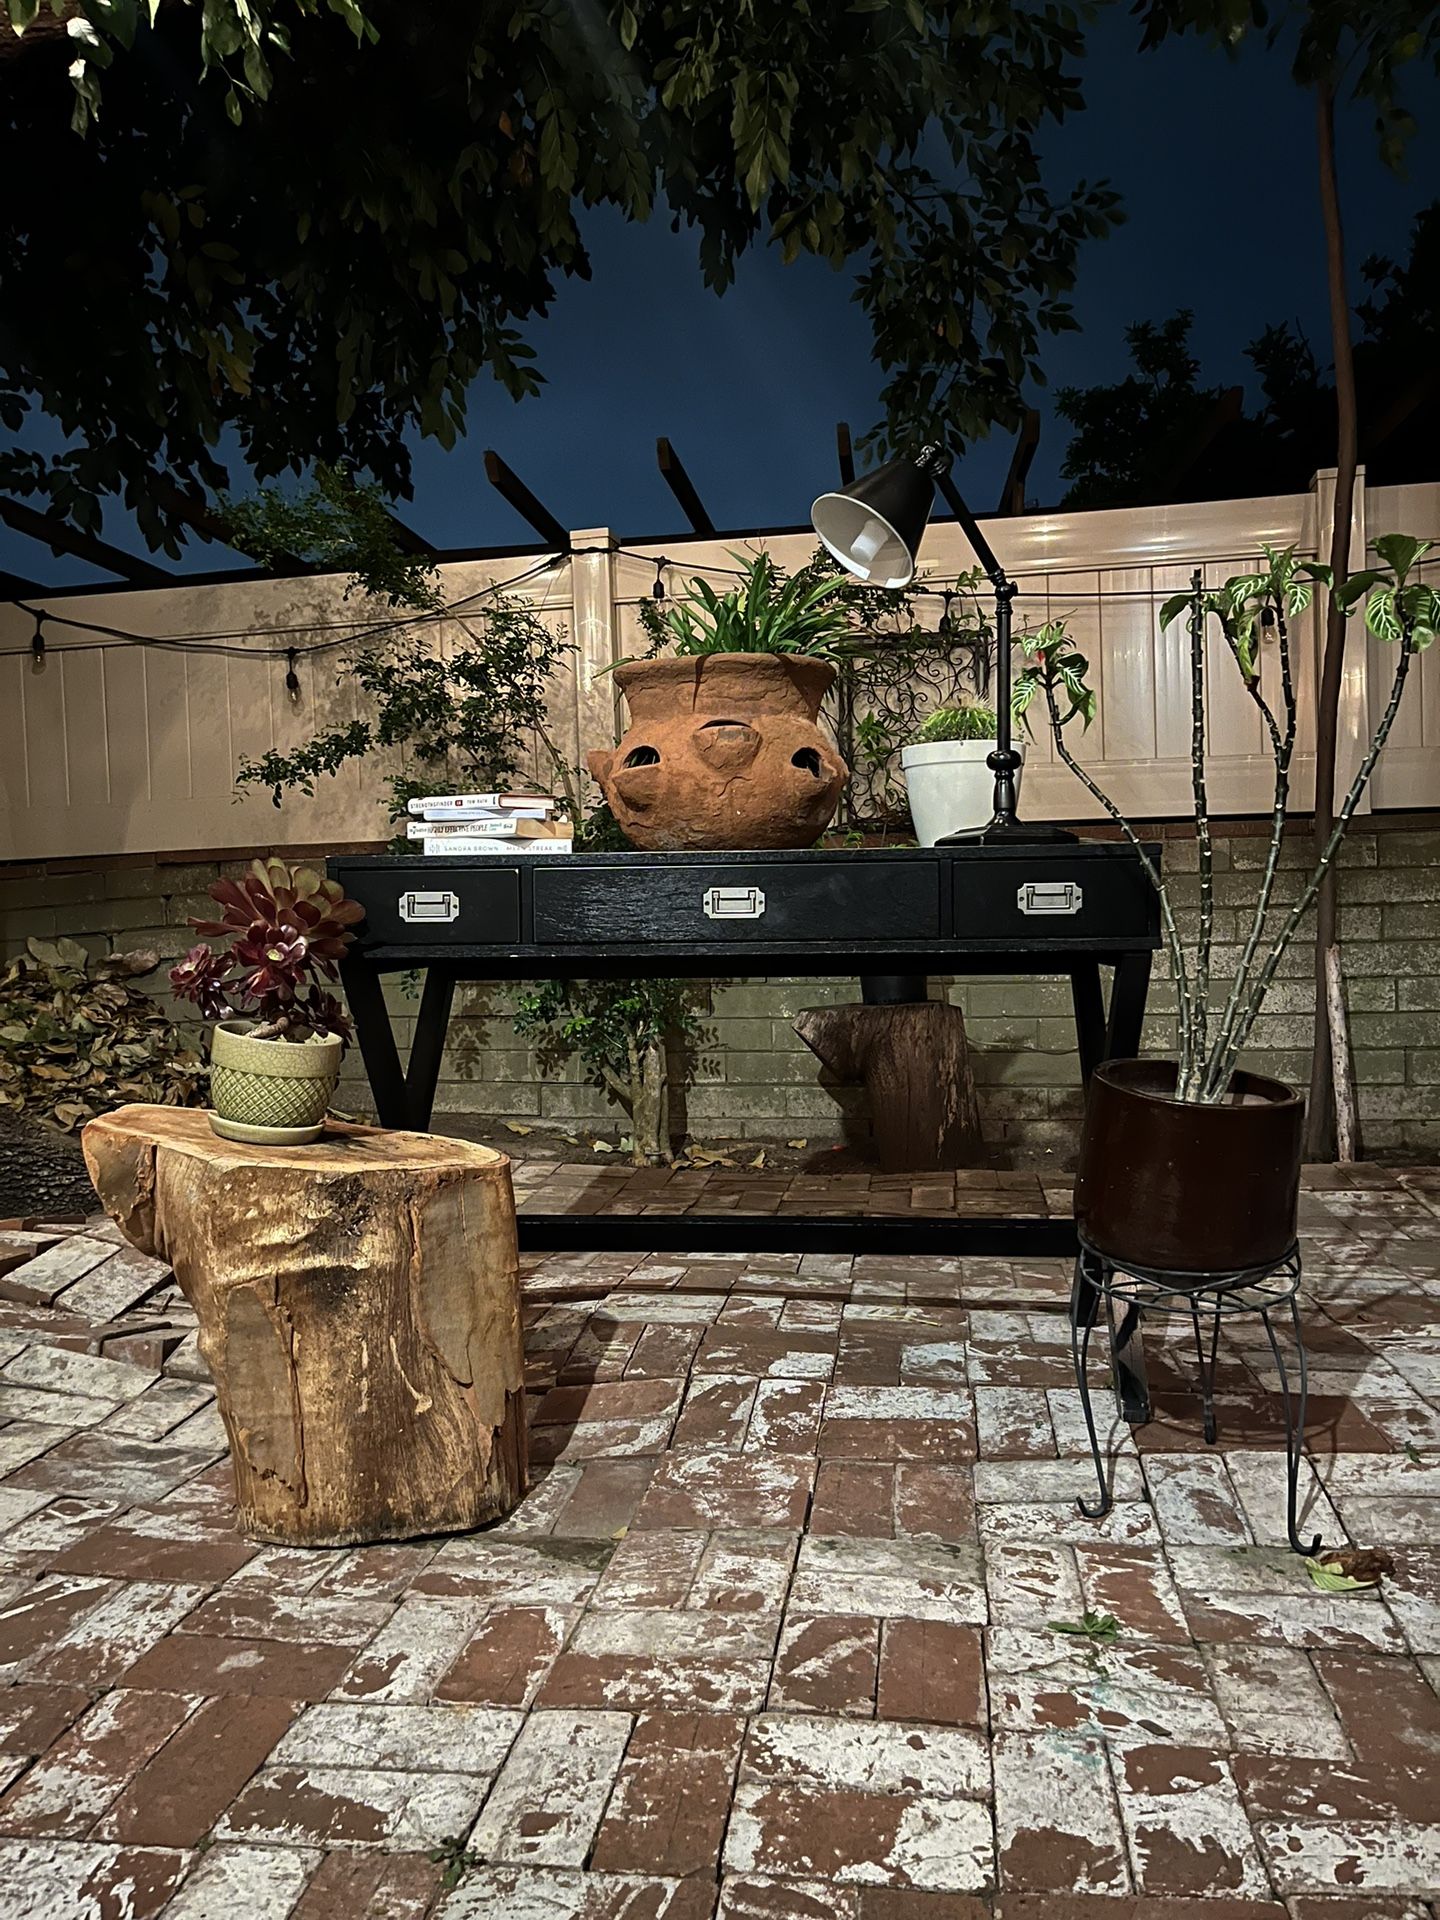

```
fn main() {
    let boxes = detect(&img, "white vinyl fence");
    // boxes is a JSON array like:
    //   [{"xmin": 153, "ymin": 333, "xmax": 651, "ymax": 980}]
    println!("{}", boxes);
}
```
[{"xmin": 1, "ymin": 473, "xmax": 1435, "ymax": 862}]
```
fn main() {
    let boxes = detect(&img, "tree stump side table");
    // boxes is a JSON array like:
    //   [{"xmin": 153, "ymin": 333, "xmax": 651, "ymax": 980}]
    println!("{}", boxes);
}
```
[
  {"xmin": 793, "ymin": 1000, "xmax": 981, "ymax": 1172},
  {"xmin": 82, "ymin": 1105, "xmax": 528, "ymax": 1547}
]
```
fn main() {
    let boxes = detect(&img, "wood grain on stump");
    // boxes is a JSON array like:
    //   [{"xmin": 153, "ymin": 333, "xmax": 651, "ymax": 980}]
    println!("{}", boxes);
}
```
[
  {"xmin": 82, "ymin": 1105, "xmax": 527, "ymax": 1546},
  {"xmin": 794, "ymin": 1000, "xmax": 981, "ymax": 1173}
]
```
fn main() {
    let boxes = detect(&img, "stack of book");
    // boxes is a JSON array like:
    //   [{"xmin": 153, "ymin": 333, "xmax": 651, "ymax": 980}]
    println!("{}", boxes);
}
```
[{"xmin": 406, "ymin": 793, "xmax": 573, "ymax": 856}]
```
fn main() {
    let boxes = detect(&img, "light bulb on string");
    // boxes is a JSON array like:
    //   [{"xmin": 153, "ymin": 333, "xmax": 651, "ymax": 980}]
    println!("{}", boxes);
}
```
[
  {"xmin": 938, "ymin": 590, "xmax": 955, "ymax": 641},
  {"xmin": 652, "ymin": 559, "xmax": 668, "ymax": 602},
  {"xmin": 30, "ymin": 612, "xmax": 46, "ymax": 674},
  {"xmin": 285, "ymin": 648, "xmax": 301, "ymax": 703}
]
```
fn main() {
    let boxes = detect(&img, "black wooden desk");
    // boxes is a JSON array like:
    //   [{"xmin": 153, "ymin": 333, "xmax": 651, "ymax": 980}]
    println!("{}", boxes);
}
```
[{"xmin": 330, "ymin": 843, "xmax": 1160, "ymax": 1263}]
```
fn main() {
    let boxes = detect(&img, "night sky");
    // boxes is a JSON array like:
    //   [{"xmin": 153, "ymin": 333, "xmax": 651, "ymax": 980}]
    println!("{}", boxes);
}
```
[{"xmin": 7, "ymin": 11, "xmax": 1439, "ymax": 587}]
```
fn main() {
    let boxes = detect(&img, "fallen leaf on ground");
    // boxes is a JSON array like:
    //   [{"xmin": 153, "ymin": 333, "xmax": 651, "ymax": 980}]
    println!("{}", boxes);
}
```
[
  {"xmin": 503, "ymin": 1122, "xmax": 533, "ymax": 1135},
  {"xmin": 1305, "ymin": 1548, "xmax": 1392, "ymax": 1592},
  {"xmin": 786, "ymin": 1138, "xmax": 808, "ymax": 1149}
]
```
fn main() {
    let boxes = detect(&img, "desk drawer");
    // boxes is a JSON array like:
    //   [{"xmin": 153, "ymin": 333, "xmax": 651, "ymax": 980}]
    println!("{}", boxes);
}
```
[
  {"xmin": 534, "ymin": 860, "xmax": 939, "ymax": 944},
  {"xmin": 345, "ymin": 865, "xmax": 522, "ymax": 946},
  {"xmin": 955, "ymin": 853, "xmax": 1156, "ymax": 943}
]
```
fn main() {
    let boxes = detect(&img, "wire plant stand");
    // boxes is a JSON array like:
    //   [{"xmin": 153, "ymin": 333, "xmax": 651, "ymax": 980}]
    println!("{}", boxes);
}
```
[{"xmin": 1069, "ymin": 1237, "xmax": 1323, "ymax": 1556}]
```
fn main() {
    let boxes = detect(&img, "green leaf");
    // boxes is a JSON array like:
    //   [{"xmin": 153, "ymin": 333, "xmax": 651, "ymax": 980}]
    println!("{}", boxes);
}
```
[
  {"xmin": 1304, "ymin": 1556, "xmax": 1381, "ymax": 1594},
  {"xmin": 1366, "ymin": 587, "xmax": 1403, "ymax": 644},
  {"xmin": 1048, "ymin": 1611, "xmax": 1119, "ymax": 1641},
  {"xmin": 1158, "ymin": 592, "xmax": 1193, "ymax": 630},
  {"xmin": 1334, "ymin": 570, "xmax": 1387, "ymax": 612},
  {"xmin": 1372, "ymin": 533, "xmax": 1432, "ymax": 583}
]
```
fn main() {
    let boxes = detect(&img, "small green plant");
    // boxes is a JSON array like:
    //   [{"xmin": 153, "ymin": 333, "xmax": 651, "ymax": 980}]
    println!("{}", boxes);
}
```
[
  {"xmin": 514, "ymin": 979, "xmax": 705, "ymax": 1166},
  {"xmin": 639, "ymin": 551, "xmax": 854, "ymax": 660},
  {"xmin": 912, "ymin": 702, "xmax": 999, "ymax": 744},
  {"xmin": 427, "ymin": 1835, "xmax": 482, "ymax": 1893},
  {"xmin": 230, "ymin": 476, "xmax": 580, "ymax": 828},
  {"xmin": 0, "ymin": 940, "xmax": 206, "ymax": 1131},
  {"xmin": 1048, "ymin": 1611, "xmax": 1120, "ymax": 1642}
]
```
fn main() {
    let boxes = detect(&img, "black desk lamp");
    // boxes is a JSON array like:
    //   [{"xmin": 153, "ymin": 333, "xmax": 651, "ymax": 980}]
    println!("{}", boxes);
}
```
[{"xmin": 811, "ymin": 443, "xmax": 1075, "ymax": 844}]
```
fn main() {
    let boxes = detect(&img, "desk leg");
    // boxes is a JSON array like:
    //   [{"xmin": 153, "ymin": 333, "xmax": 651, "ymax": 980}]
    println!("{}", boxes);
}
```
[
  {"xmin": 1105, "ymin": 950, "xmax": 1152, "ymax": 1062},
  {"xmin": 339, "ymin": 961, "xmax": 410, "ymax": 1128},
  {"xmin": 1069, "ymin": 963, "xmax": 1107, "ymax": 1083},
  {"xmin": 406, "ymin": 968, "xmax": 457, "ymax": 1131}
]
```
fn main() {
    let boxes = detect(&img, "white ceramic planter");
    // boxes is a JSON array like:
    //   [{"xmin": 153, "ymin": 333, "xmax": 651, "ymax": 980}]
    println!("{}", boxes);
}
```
[{"xmin": 901, "ymin": 738, "xmax": 1023, "ymax": 845}]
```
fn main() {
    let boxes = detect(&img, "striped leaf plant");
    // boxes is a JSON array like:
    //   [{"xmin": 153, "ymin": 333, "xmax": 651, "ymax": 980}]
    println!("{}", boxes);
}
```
[{"xmin": 1011, "ymin": 536, "xmax": 1434, "ymax": 1106}]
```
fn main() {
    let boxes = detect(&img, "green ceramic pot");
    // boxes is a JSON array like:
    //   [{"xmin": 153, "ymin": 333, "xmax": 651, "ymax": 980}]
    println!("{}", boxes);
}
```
[{"xmin": 208, "ymin": 1020, "xmax": 343, "ymax": 1146}]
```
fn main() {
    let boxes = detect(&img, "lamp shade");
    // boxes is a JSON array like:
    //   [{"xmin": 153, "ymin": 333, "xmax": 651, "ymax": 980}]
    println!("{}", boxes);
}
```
[{"xmin": 810, "ymin": 453, "xmax": 937, "ymax": 589}]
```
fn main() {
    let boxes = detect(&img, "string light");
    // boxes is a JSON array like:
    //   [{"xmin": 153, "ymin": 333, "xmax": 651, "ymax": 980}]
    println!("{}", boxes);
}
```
[
  {"xmin": 652, "ymin": 558, "xmax": 668, "ymax": 601},
  {"xmin": 284, "ymin": 648, "xmax": 301, "ymax": 703},
  {"xmin": 29, "ymin": 612, "xmax": 45, "ymax": 673},
  {"xmin": 938, "ymin": 590, "xmax": 955, "ymax": 639}
]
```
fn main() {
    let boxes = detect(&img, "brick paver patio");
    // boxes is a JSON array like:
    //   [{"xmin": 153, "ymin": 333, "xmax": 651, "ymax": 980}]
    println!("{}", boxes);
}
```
[{"xmin": 0, "ymin": 1159, "xmax": 1436, "ymax": 1917}]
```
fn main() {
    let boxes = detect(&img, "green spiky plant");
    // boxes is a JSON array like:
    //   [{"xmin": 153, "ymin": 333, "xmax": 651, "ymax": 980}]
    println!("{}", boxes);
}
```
[
  {"xmin": 912, "ymin": 702, "xmax": 999, "ymax": 744},
  {"xmin": 1013, "ymin": 537, "xmax": 1434, "ymax": 1105},
  {"xmin": 641, "ymin": 552, "xmax": 855, "ymax": 660}
]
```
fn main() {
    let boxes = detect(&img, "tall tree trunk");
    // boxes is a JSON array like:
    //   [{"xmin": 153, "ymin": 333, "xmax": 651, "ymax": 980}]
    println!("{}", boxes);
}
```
[{"xmin": 1305, "ymin": 80, "xmax": 1363, "ymax": 1163}]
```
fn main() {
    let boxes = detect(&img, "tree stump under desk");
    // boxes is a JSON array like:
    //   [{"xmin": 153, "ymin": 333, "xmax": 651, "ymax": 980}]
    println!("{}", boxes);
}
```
[
  {"xmin": 82, "ymin": 1105, "xmax": 526, "ymax": 1546},
  {"xmin": 794, "ymin": 1000, "xmax": 981, "ymax": 1173}
]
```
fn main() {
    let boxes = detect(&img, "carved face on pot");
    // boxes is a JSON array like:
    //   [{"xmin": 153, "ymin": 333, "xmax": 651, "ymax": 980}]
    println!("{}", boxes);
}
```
[{"xmin": 588, "ymin": 653, "xmax": 849, "ymax": 851}]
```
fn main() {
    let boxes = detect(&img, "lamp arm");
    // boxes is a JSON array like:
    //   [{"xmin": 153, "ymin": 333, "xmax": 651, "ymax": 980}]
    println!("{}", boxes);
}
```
[{"xmin": 915, "ymin": 443, "xmax": 1005, "ymax": 584}]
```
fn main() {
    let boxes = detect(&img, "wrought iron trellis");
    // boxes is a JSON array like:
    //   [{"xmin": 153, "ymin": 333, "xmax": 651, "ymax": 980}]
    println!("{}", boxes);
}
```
[{"xmin": 829, "ymin": 610, "xmax": 996, "ymax": 830}]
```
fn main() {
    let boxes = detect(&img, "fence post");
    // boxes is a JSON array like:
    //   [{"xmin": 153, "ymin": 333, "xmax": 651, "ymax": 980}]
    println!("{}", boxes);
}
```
[{"xmin": 568, "ymin": 526, "xmax": 620, "ymax": 784}]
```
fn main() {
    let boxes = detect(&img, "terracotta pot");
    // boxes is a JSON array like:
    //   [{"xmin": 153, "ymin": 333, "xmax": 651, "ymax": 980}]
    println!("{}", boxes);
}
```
[
  {"xmin": 208, "ymin": 1020, "xmax": 343, "ymax": 1146},
  {"xmin": 1074, "ymin": 1057, "xmax": 1304, "ymax": 1273},
  {"xmin": 588, "ymin": 653, "xmax": 848, "ymax": 851}
]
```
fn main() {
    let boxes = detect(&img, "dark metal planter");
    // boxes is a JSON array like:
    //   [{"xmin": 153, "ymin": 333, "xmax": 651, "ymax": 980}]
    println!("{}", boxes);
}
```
[{"xmin": 1074, "ymin": 1057, "xmax": 1305, "ymax": 1273}]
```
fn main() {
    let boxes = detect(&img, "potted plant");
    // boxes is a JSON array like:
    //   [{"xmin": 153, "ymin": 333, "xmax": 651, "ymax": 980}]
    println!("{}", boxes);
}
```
[
  {"xmin": 588, "ymin": 552, "xmax": 852, "ymax": 850},
  {"xmin": 900, "ymin": 701, "xmax": 1006, "ymax": 845},
  {"xmin": 1012, "ymin": 538, "xmax": 1433, "ymax": 1271},
  {"xmin": 170, "ymin": 858, "xmax": 364, "ymax": 1145}
]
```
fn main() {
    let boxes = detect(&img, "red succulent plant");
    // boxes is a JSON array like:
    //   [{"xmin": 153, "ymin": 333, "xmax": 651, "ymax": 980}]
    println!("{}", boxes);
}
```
[{"xmin": 169, "ymin": 858, "xmax": 363, "ymax": 1045}]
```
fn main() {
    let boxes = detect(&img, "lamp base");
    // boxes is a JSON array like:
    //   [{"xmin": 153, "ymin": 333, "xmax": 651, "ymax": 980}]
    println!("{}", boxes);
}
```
[{"xmin": 937, "ymin": 816, "xmax": 1080, "ymax": 846}]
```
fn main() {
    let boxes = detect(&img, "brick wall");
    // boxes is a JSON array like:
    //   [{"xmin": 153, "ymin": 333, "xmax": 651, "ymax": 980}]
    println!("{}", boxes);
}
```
[{"xmin": 4, "ymin": 821, "xmax": 1437, "ymax": 1162}]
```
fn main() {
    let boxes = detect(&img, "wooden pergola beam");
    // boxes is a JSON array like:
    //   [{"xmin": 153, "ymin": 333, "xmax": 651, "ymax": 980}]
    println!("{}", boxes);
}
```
[
  {"xmin": 1156, "ymin": 386, "xmax": 1243, "ymax": 500},
  {"xmin": 0, "ymin": 497, "xmax": 171, "ymax": 586},
  {"xmin": 384, "ymin": 513, "xmax": 437, "ymax": 556},
  {"xmin": 1364, "ymin": 368, "xmax": 1439, "ymax": 455},
  {"xmin": 0, "ymin": 567, "xmax": 47, "ymax": 601},
  {"xmin": 482, "ymin": 452, "xmax": 568, "ymax": 550},
  {"xmin": 655, "ymin": 438, "xmax": 715, "ymax": 536},
  {"xmin": 835, "ymin": 422, "xmax": 856, "ymax": 487},
  {"xmin": 149, "ymin": 479, "xmax": 309, "ymax": 576},
  {"xmin": 997, "ymin": 410, "xmax": 1040, "ymax": 516}
]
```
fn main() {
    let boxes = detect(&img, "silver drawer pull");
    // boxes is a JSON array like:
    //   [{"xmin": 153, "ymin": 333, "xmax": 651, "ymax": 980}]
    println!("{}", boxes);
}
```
[
  {"xmin": 703, "ymin": 885, "xmax": 766, "ymax": 920},
  {"xmin": 1017, "ymin": 881, "xmax": 1083, "ymax": 916},
  {"xmin": 399, "ymin": 889, "xmax": 460, "ymax": 923}
]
